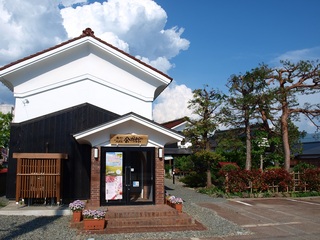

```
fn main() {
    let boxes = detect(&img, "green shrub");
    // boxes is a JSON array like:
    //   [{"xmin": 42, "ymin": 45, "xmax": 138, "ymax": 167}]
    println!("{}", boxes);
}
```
[
  {"xmin": 179, "ymin": 171, "xmax": 206, "ymax": 188},
  {"xmin": 220, "ymin": 164, "xmax": 239, "ymax": 172},
  {"xmin": 198, "ymin": 186, "xmax": 225, "ymax": 197},
  {"xmin": 293, "ymin": 162, "xmax": 316, "ymax": 173}
]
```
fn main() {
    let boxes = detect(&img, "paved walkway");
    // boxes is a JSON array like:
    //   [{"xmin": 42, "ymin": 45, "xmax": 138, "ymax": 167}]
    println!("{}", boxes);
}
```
[
  {"xmin": 165, "ymin": 177, "xmax": 320, "ymax": 240},
  {"xmin": 1, "ymin": 178, "xmax": 320, "ymax": 239},
  {"xmin": 0, "ymin": 200, "xmax": 70, "ymax": 216}
]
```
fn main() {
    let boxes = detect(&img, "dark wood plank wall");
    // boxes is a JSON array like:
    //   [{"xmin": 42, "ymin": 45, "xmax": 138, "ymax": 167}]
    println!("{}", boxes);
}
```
[{"xmin": 6, "ymin": 103, "xmax": 119, "ymax": 202}]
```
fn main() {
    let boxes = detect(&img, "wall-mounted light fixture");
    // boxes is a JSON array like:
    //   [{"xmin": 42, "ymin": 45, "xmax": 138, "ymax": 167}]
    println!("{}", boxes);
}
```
[
  {"xmin": 158, "ymin": 148, "xmax": 163, "ymax": 158},
  {"xmin": 93, "ymin": 147, "xmax": 99, "ymax": 159},
  {"xmin": 22, "ymin": 99, "xmax": 29, "ymax": 106}
]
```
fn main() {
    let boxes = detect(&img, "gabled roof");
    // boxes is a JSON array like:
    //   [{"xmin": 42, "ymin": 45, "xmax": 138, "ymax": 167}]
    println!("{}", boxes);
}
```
[
  {"xmin": 0, "ymin": 28, "xmax": 172, "ymax": 82},
  {"xmin": 161, "ymin": 117, "xmax": 187, "ymax": 130},
  {"xmin": 74, "ymin": 112, "xmax": 184, "ymax": 147},
  {"xmin": 296, "ymin": 141, "xmax": 320, "ymax": 156}
]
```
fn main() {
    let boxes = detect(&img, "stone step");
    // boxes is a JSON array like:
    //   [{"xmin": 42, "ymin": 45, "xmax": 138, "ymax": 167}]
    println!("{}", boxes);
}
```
[
  {"xmin": 71, "ymin": 204, "xmax": 206, "ymax": 234},
  {"xmin": 107, "ymin": 213, "xmax": 195, "ymax": 228},
  {"xmin": 105, "ymin": 204, "xmax": 179, "ymax": 219}
]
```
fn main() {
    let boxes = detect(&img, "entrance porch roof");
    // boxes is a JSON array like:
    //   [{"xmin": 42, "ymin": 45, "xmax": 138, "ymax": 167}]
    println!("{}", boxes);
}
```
[{"xmin": 73, "ymin": 112, "xmax": 184, "ymax": 148}]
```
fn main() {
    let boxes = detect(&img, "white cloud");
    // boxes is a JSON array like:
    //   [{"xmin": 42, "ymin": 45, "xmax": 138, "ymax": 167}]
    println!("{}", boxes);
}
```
[
  {"xmin": 99, "ymin": 31, "xmax": 130, "ymax": 53},
  {"xmin": 60, "ymin": 0, "xmax": 189, "ymax": 70},
  {"xmin": 271, "ymin": 46, "xmax": 320, "ymax": 64},
  {"xmin": 59, "ymin": 0, "xmax": 88, "ymax": 8},
  {"xmin": 153, "ymin": 82, "xmax": 194, "ymax": 123},
  {"xmin": 136, "ymin": 56, "xmax": 173, "ymax": 74},
  {"xmin": 0, "ymin": 0, "xmax": 67, "ymax": 65}
]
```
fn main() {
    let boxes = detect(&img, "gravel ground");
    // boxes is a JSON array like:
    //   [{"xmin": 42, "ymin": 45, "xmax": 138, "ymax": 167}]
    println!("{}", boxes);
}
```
[{"xmin": 0, "ymin": 178, "xmax": 250, "ymax": 240}]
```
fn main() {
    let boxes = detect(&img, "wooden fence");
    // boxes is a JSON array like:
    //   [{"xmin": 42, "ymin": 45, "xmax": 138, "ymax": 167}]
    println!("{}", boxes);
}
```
[{"xmin": 13, "ymin": 153, "xmax": 67, "ymax": 204}]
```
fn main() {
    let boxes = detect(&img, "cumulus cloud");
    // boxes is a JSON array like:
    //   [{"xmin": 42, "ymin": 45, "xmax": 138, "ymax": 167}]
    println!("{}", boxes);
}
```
[
  {"xmin": 59, "ymin": 0, "xmax": 88, "ymax": 8},
  {"xmin": 153, "ymin": 83, "xmax": 194, "ymax": 123},
  {"xmin": 0, "ymin": 0, "xmax": 67, "ymax": 65},
  {"xmin": 0, "ymin": 0, "xmax": 68, "ymax": 104},
  {"xmin": 60, "ymin": 0, "xmax": 189, "ymax": 72}
]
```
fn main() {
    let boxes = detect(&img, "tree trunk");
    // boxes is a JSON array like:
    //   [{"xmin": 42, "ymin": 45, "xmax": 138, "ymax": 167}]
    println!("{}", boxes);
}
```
[
  {"xmin": 245, "ymin": 112, "xmax": 252, "ymax": 170},
  {"xmin": 206, "ymin": 165, "xmax": 212, "ymax": 188},
  {"xmin": 206, "ymin": 140, "xmax": 212, "ymax": 188},
  {"xmin": 281, "ymin": 112, "xmax": 291, "ymax": 171}
]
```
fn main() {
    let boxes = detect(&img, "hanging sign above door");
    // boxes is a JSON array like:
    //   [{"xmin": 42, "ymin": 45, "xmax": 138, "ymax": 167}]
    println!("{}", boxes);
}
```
[{"xmin": 110, "ymin": 134, "xmax": 148, "ymax": 145}]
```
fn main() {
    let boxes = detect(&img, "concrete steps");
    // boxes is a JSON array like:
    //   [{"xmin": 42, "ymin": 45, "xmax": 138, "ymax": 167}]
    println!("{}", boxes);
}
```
[{"xmin": 72, "ymin": 204, "xmax": 206, "ymax": 234}]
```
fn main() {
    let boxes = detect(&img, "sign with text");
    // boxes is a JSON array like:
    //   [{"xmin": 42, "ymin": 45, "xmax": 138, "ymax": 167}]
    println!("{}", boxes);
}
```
[
  {"xmin": 105, "ymin": 152, "xmax": 123, "ymax": 200},
  {"xmin": 110, "ymin": 134, "xmax": 148, "ymax": 145}
]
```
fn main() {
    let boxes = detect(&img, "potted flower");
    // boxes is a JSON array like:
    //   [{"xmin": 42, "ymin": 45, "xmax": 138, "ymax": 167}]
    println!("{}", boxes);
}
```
[
  {"xmin": 165, "ymin": 193, "xmax": 172, "ymax": 205},
  {"xmin": 69, "ymin": 200, "xmax": 85, "ymax": 222},
  {"xmin": 168, "ymin": 195, "xmax": 176, "ymax": 207},
  {"xmin": 172, "ymin": 197, "xmax": 183, "ymax": 213},
  {"xmin": 82, "ymin": 209, "xmax": 107, "ymax": 230}
]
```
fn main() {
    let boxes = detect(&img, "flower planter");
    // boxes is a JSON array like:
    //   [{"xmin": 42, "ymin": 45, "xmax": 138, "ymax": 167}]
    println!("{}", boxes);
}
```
[
  {"xmin": 72, "ymin": 211, "xmax": 82, "ymax": 222},
  {"xmin": 174, "ymin": 203, "xmax": 183, "ymax": 213},
  {"xmin": 83, "ymin": 219, "xmax": 106, "ymax": 230}
]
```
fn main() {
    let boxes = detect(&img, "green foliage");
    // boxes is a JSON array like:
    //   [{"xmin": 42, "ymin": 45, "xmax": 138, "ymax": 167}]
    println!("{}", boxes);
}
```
[
  {"xmin": 197, "ymin": 186, "xmax": 226, "ymax": 198},
  {"xmin": 174, "ymin": 155, "xmax": 193, "ymax": 173},
  {"xmin": 214, "ymin": 129, "xmax": 246, "ymax": 168},
  {"xmin": 164, "ymin": 164, "xmax": 171, "ymax": 174},
  {"xmin": 179, "ymin": 171, "xmax": 206, "ymax": 188},
  {"xmin": 293, "ymin": 162, "xmax": 316, "ymax": 173},
  {"xmin": 222, "ymin": 65, "xmax": 272, "ymax": 170},
  {"xmin": 0, "ymin": 112, "xmax": 13, "ymax": 148},
  {"xmin": 184, "ymin": 86, "xmax": 225, "ymax": 151},
  {"xmin": 220, "ymin": 164, "xmax": 239, "ymax": 172},
  {"xmin": 290, "ymin": 191, "xmax": 320, "ymax": 198},
  {"xmin": 193, "ymin": 150, "xmax": 223, "ymax": 167}
]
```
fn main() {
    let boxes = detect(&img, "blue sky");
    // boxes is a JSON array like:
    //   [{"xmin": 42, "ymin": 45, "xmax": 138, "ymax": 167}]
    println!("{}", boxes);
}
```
[
  {"xmin": 155, "ymin": 0, "xmax": 320, "ymax": 92},
  {"xmin": 0, "ymin": 0, "xmax": 319, "ymax": 132}
]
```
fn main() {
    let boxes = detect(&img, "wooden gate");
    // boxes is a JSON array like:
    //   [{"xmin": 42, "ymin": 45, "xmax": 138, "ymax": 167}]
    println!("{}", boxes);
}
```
[{"xmin": 13, "ymin": 153, "xmax": 68, "ymax": 205}]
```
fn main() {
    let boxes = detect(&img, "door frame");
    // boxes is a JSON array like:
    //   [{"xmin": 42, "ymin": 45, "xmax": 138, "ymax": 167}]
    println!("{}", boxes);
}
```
[{"xmin": 100, "ymin": 147, "xmax": 155, "ymax": 206}]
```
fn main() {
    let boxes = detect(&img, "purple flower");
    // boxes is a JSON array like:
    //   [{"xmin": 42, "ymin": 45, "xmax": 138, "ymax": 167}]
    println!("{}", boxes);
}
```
[
  {"xmin": 69, "ymin": 200, "xmax": 85, "ymax": 212},
  {"xmin": 83, "ymin": 209, "xmax": 107, "ymax": 219}
]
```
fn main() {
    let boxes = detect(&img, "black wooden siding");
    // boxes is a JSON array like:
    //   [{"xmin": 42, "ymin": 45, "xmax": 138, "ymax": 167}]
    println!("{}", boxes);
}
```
[{"xmin": 6, "ymin": 103, "xmax": 119, "ymax": 201}]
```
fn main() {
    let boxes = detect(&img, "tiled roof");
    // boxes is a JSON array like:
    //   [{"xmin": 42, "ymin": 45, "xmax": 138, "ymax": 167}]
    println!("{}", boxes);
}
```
[
  {"xmin": 0, "ymin": 28, "xmax": 173, "ymax": 81},
  {"xmin": 161, "ymin": 117, "xmax": 186, "ymax": 129}
]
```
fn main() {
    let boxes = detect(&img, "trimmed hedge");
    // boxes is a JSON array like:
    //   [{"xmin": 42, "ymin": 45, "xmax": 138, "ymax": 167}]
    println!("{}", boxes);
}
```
[{"xmin": 219, "ymin": 168, "xmax": 319, "ymax": 193}]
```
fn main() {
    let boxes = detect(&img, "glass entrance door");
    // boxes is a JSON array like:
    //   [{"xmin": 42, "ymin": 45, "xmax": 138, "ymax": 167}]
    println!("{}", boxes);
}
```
[{"xmin": 101, "ymin": 147, "xmax": 154, "ymax": 205}]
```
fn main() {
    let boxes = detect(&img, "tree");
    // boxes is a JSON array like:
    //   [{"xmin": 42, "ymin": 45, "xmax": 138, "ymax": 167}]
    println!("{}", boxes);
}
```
[
  {"xmin": 184, "ymin": 86, "xmax": 225, "ymax": 187},
  {"xmin": 223, "ymin": 65, "xmax": 270, "ymax": 170},
  {"xmin": 267, "ymin": 60, "xmax": 320, "ymax": 171},
  {"xmin": 214, "ymin": 128, "xmax": 247, "ymax": 168},
  {"xmin": 0, "ymin": 112, "xmax": 13, "ymax": 148}
]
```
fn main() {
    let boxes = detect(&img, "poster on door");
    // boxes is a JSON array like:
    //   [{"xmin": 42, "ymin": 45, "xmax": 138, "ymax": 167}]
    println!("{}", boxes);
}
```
[{"xmin": 105, "ymin": 152, "xmax": 123, "ymax": 200}]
